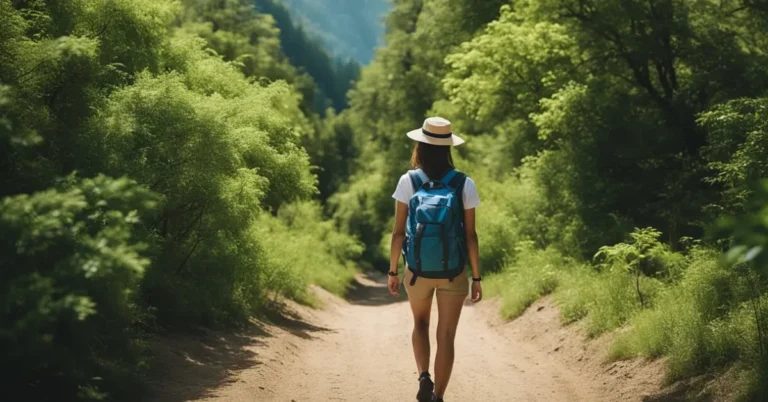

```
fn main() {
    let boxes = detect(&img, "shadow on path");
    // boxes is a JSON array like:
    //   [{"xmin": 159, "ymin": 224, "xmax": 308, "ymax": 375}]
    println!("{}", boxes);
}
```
[
  {"xmin": 146, "ymin": 323, "xmax": 268, "ymax": 402},
  {"xmin": 642, "ymin": 375, "xmax": 715, "ymax": 402},
  {"xmin": 263, "ymin": 308, "xmax": 334, "ymax": 340},
  {"xmin": 148, "ymin": 272, "xmax": 405, "ymax": 401},
  {"xmin": 147, "ymin": 305, "xmax": 331, "ymax": 401},
  {"xmin": 346, "ymin": 272, "xmax": 408, "ymax": 306}
]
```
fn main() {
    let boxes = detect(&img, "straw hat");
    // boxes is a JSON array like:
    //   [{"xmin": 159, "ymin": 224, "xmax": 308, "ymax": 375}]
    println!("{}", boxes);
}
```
[{"xmin": 407, "ymin": 117, "xmax": 465, "ymax": 146}]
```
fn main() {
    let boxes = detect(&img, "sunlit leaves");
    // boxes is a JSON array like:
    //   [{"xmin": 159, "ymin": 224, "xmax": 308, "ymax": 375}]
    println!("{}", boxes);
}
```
[
  {"xmin": 1, "ymin": 0, "xmax": 332, "ymax": 399},
  {"xmin": 0, "ymin": 175, "xmax": 158, "ymax": 401},
  {"xmin": 700, "ymin": 98, "xmax": 768, "ymax": 212},
  {"xmin": 444, "ymin": 8, "xmax": 580, "ymax": 129}
]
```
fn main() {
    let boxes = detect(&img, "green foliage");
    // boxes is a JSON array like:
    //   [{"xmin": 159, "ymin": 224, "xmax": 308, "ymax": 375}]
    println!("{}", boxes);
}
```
[
  {"xmin": 329, "ymin": 0, "xmax": 768, "ymax": 398},
  {"xmin": 302, "ymin": 110, "xmax": 360, "ymax": 200},
  {"xmin": 444, "ymin": 6, "xmax": 580, "ymax": 132},
  {"xmin": 181, "ymin": 0, "xmax": 295, "ymax": 81},
  {"xmin": 0, "ymin": 0, "xmax": 179, "ymax": 197},
  {"xmin": 701, "ymin": 98, "xmax": 768, "ymax": 214},
  {"xmin": 1, "ymin": 0, "xmax": 363, "ymax": 399},
  {"xmin": 86, "ymin": 37, "xmax": 317, "ymax": 326},
  {"xmin": 0, "ymin": 175, "xmax": 159, "ymax": 401},
  {"xmin": 713, "ymin": 179, "xmax": 768, "ymax": 397},
  {"xmin": 574, "ymin": 270, "xmax": 661, "ymax": 336},
  {"xmin": 610, "ymin": 248, "xmax": 740, "ymax": 376},
  {"xmin": 485, "ymin": 243, "xmax": 563, "ymax": 319},
  {"xmin": 255, "ymin": 0, "xmax": 362, "ymax": 112},
  {"xmin": 329, "ymin": 168, "xmax": 393, "ymax": 266},
  {"xmin": 181, "ymin": 0, "xmax": 361, "ymax": 115},
  {"xmin": 594, "ymin": 227, "xmax": 685, "ymax": 307},
  {"xmin": 257, "ymin": 201, "xmax": 362, "ymax": 303}
]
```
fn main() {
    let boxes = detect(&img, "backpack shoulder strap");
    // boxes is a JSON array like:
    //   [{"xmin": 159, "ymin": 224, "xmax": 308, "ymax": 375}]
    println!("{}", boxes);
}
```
[
  {"xmin": 440, "ymin": 169, "xmax": 458, "ymax": 186},
  {"xmin": 448, "ymin": 171, "xmax": 468, "ymax": 212},
  {"xmin": 407, "ymin": 169, "xmax": 425, "ymax": 193}
]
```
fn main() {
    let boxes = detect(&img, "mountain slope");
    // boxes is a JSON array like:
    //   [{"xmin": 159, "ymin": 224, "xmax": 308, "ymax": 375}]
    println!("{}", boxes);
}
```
[
  {"xmin": 254, "ymin": 0, "xmax": 361, "ymax": 112},
  {"xmin": 281, "ymin": 0, "xmax": 389, "ymax": 64}
]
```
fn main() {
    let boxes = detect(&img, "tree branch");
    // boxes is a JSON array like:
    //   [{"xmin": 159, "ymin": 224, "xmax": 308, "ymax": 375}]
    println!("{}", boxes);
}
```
[{"xmin": 175, "ymin": 236, "xmax": 202, "ymax": 275}]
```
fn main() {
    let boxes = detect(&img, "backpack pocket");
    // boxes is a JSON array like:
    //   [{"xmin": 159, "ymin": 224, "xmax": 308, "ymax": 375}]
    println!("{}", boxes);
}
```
[
  {"xmin": 416, "ymin": 231, "xmax": 445, "ymax": 273},
  {"xmin": 409, "ymin": 222, "xmax": 463, "ymax": 277}
]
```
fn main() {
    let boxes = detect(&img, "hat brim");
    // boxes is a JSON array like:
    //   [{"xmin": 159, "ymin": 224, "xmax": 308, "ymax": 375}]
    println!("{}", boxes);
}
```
[{"xmin": 407, "ymin": 128, "xmax": 465, "ymax": 146}]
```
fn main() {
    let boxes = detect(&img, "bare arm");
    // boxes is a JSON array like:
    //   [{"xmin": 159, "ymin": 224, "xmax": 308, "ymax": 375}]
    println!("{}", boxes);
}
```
[
  {"xmin": 389, "ymin": 200, "xmax": 409, "ymax": 274},
  {"xmin": 463, "ymin": 208, "xmax": 480, "ymax": 279}
]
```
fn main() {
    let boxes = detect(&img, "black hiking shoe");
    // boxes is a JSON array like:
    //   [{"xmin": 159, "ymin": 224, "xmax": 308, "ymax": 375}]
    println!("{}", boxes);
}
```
[
  {"xmin": 431, "ymin": 394, "xmax": 444, "ymax": 402},
  {"xmin": 416, "ymin": 372, "xmax": 433, "ymax": 402}
]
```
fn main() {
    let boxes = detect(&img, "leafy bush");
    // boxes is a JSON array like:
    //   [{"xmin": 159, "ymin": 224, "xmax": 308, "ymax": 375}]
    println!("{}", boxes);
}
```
[
  {"xmin": 594, "ymin": 227, "xmax": 685, "ymax": 307},
  {"xmin": 610, "ymin": 248, "xmax": 739, "ymax": 373},
  {"xmin": 258, "ymin": 201, "xmax": 362, "ymax": 303},
  {"xmin": 551, "ymin": 228, "xmax": 679, "ymax": 336},
  {"xmin": 87, "ymin": 36, "xmax": 317, "ymax": 325},
  {"xmin": 1, "ymin": 1, "xmax": 365, "ymax": 399},
  {"xmin": 564, "ymin": 269, "xmax": 662, "ymax": 336},
  {"xmin": 701, "ymin": 98, "xmax": 768, "ymax": 214},
  {"xmin": 713, "ymin": 179, "xmax": 768, "ymax": 398},
  {"xmin": 330, "ymin": 167, "xmax": 394, "ymax": 267},
  {"xmin": 0, "ymin": 175, "xmax": 158, "ymax": 401}
]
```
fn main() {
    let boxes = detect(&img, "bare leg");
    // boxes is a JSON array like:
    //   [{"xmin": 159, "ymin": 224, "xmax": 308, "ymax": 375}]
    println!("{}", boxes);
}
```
[
  {"xmin": 433, "ymin": 293, "xmax": 465, "ymax": 397},
  {"xmin": 408, "ymin": 294, "xmax": 433, "ymax": 374}
]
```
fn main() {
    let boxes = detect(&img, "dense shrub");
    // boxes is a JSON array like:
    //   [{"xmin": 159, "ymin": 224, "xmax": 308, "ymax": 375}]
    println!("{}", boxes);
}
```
[
  {"xmin": 258, "ymin": 201, "xmax": 362, "ymax": 303},
  {"xmin": 1, "ymin": 0, "xmax": 362, "ymax": 400},
  {"xmin": 610, "ymin": 248, "xmax": 740, "ymax": 374},
  {"xmin": 0, "ymin": 175, "xmax": 158, "ymax": 401}
]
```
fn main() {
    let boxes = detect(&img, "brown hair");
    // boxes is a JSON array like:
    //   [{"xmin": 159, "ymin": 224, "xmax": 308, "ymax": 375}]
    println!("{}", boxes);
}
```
[{"xmin": 410, "ymin": 142, "xmax": 454, "ymax": 181}]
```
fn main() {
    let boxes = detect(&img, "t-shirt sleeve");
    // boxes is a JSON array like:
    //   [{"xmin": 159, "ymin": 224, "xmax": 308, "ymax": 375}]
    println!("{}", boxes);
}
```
[
  {"xmin": 392, "ymin": 174, "xmax": 413, "ymax": 204},
  {"xmin": 462, "ymin": 177, "xmax": 480, "ymax": 209}
]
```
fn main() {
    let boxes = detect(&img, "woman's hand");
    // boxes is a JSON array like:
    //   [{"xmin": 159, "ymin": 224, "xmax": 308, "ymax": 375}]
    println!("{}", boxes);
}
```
[
  {"xmin": 388, "ymin": 274, "xmax": 401, "ymax": 296},
  {"xmin": 471, "ymin": 281, "xmax": 482, "ymax": 303}
]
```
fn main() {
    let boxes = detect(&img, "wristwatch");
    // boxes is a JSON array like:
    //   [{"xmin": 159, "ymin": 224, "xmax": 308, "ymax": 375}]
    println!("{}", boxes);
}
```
[
  {"xmin": 472, "ymin": 276, "xmax": 482, "ymax": 282},
  {"xmin": 388, "ymin": 271, "xmax": 398, "ymax": 277}
]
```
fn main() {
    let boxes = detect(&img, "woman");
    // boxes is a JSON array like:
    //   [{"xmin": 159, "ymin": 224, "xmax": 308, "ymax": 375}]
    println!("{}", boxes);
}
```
[{"xmin": 387, "ymin": 116, "xmax": 482, "ymax": 402}]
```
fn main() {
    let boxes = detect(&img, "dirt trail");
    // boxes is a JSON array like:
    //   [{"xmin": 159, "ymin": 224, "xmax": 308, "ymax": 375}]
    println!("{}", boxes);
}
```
[{"xmin": 149, "ymin": 273, "xmax": 668, "ymax": 402}]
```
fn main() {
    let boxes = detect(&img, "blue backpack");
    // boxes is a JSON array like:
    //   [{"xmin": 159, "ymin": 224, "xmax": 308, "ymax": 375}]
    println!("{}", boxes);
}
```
[{"xmin": 402, "ymin": 168, "xmax": 468, "ymax": 286}]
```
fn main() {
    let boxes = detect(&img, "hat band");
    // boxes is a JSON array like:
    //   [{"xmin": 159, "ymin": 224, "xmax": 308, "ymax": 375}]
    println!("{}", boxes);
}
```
[{"xmin": 422, "ymin": 129, "xmax": 452, "ymax": 139}]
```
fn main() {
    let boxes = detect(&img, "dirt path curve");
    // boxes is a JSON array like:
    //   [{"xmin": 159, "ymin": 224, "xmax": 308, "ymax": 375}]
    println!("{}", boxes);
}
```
[{"xmin": 150, "ymin": 273, "xmax": 664, "ymax": 402}]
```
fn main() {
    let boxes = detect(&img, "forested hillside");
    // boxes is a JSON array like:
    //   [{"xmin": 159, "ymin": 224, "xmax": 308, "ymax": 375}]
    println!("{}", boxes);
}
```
[
  {"xmin": 281, "ymin": 0, "xmax": 389, "ymax": 64},
  {"xmin": 332, "ymin": 0, "xmax": 768, "ymax": 399},
  {"xmin": 254, "ymin": 0, "xmax": 362, "ymax": 112},
  {"xmin": 0, "ymin": 0, "xmax": 360, "ymax": 400}
]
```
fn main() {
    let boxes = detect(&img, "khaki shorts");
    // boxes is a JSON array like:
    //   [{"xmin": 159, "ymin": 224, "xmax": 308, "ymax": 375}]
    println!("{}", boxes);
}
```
[{"xmin": 404, "ymin": 268, "xmax": 469, "ymax": 300}]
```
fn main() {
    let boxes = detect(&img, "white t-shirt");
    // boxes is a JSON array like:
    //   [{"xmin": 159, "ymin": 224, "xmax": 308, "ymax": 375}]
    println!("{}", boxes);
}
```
[{"xmin": 392, "ymin": 171, "xmax": 480, "ymax": 209}]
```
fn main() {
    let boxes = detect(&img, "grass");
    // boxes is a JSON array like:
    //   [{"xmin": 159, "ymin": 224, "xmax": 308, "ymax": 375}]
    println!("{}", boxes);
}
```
[
  {"xmin": 560, "ymin": 268, "xmax": 664, "ymax": 337},
  {"xmin": 486, "ymin": 239, "xmax": 768, "ymax": 400},
  {"xmin": 485, "ymin": 244, "xmax": 562, "ymax": 319}
]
